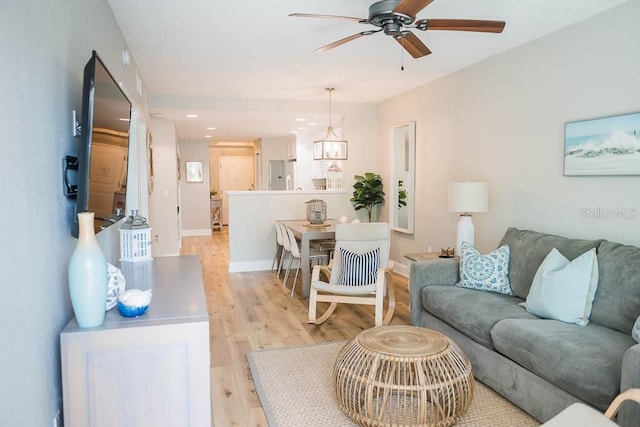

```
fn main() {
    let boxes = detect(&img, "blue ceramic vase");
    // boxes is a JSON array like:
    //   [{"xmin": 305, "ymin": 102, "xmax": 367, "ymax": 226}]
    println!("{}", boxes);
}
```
[{"xmin": 68, "ymin": 212, "xmax": 108, "ymax": 328}]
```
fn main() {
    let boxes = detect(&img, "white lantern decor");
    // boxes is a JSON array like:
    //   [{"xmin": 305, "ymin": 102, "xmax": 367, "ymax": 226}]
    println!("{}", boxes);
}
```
[
  {"xmin": 326, "ymin": 163, "xmax": 343, "ymax": 190},
  {"xmin": 119, "ymin": 210, "xmax": 153, "ymax": 262}
]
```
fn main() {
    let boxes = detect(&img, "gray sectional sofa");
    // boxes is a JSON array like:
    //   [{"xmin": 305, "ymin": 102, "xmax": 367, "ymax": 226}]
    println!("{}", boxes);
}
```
[{"xmin": 409, "ymin": 227, "xmax": 640, "ymax": 426}]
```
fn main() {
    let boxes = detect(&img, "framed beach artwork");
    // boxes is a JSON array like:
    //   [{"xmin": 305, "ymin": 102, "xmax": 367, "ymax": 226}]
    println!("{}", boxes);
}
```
[
  {"xmin": 564, "ymin": 111, "xmax": 640, "ymax": 176},
  {"xmin": 185, "ymin": 161, "xmax": 204, "ymax": 183}
]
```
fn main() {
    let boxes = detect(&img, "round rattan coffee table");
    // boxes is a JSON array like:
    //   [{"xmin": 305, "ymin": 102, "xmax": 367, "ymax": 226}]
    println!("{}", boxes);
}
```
[{"xmin": 334, "ymin": 326, "xmax": 473, "ymax": 427}]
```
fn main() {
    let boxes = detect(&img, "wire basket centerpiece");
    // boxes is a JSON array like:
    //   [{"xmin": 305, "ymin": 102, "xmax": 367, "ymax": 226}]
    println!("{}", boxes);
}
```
[{"xmin": 305, "ymin": 199, "xmax": 327, "ymax": 225}]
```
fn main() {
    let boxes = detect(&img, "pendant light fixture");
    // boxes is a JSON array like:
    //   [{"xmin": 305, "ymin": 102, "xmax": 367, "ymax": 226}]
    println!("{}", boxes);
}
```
[{"xmin": 313, "ymin": 87, "xmax": 348, "ymax": 160}]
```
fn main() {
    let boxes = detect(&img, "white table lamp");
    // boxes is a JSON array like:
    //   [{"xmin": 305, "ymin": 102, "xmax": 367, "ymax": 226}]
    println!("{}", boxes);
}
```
[{"xmin": 448, "ymin": 182, "xmax": 489, "ymax": 254}]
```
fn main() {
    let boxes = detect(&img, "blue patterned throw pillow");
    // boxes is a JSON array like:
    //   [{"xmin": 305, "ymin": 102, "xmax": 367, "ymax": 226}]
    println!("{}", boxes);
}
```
[
  {"xmin": 337, "ymin": 247, "xmax": 380, "ymax": 286},
  {"xmin": 633, "ymin": 315, "xmax": 640, "ymax": 343},
  {"xmin": 456, "ymin": 242, "xmax": 513, "ymax": 295}
]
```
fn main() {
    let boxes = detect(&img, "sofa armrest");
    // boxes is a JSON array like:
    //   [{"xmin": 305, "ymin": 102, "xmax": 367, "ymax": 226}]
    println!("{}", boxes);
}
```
[
  {"xmin": 618, "ymin": 343, "xmax": 640, "ymax": 427},
  {"xmin": 409, "ymin": 259, "xmax": 459, "ymax": 326}
]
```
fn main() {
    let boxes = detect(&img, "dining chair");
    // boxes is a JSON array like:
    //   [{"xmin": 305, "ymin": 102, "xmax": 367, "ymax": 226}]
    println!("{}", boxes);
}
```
[
  {"xmin": 308, "ymin": 222, "xmax": 396, "ymax": 327},
  {"xmin": 282, "ymin": 225, "xmax": 329, "ymax": 296},
  {"xmin": 272, "ymin": 221, "xmax": 285, "ymax": 272},
  {"xmin": 275, "ymin": 222, "xmax": 291, "ymax": 278}
]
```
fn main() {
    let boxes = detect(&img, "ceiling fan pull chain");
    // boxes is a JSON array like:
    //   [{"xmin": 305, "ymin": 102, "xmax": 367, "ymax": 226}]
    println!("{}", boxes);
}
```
[{"xmin": 400, "ymin": 37, "xmax": 405, "ymax": 71}]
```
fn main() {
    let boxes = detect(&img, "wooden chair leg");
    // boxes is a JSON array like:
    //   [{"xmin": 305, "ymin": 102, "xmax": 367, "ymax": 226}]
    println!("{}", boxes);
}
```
[
  {"xmin": 383, "ymin": 270, "xmax": 396, "ymax": 326},
  {"xmin": 309, "ymin": 300, "xmax": 338, "ymax": 325},
  {"xmin": 308, "ymin": 287, "xmax": 318, "ymax": 323}
]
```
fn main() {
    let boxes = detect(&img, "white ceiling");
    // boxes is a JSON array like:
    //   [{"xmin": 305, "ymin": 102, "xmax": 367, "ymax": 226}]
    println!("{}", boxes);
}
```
[{"xmin": 107, "ymin": 0, "xmax": 629, "ymax": 142}]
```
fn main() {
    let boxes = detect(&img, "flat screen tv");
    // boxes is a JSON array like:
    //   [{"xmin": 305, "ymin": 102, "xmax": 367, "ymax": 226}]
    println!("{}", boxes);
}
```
[{"xmin": 72, "ymin": 51, "xmax": 132, "ymax": 237}]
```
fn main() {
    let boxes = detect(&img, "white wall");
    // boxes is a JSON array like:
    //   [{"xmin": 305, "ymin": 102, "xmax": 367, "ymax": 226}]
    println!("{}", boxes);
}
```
[
  {"xmin": 0, "ymin": 1, "xmax": 149, "ymax": 425},
  {"xmin": 259, "ymin": 136, "xmax": 289, "ymax": 189},
  {"xmin": 179, "ymin": 140, "xmax": 212, "ymax": 235},
  {"xmin": 228, "ymin": 190, "xmax": 352, "ymax": 272},
  {"xmin": 378, "ymin": 0, "xmax": 640, "ymax": 267},
  {"xmin": 149, "ymin": 117, "xmax": 181, "ymax": 255}
]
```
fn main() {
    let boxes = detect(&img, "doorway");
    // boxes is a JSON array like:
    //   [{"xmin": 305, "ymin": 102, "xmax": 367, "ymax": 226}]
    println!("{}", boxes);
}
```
[
  {"xmin": 269, "ymin": 160, "xmax": 285, "ymax": 190},
  {"xmin": 219, "ymin": 156, "xmax": 254, "ymax": 224}
]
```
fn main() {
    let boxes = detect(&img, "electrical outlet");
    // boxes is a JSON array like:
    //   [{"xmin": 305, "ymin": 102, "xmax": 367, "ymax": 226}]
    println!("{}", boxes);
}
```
[{"xmin": 53, "ymin": 409, "xmax": 62, "ymax": 427}]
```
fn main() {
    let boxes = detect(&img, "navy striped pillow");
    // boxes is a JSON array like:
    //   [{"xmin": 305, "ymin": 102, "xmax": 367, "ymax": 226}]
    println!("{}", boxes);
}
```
[{"xmin": 337, "ymin": 247, "xmax": 381, "ymax": 286}]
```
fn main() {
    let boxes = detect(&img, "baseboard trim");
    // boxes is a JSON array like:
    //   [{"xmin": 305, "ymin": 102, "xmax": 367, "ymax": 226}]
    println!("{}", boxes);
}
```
[
  {"xmin": 181, "ymin": 229, "xmax": 212, "ymax": 237},
  {"xmin": 391, "ymin": 258, "xmax": 409, "ymax": 277},
  {"xmin": 229, "ymin": 260, "xmax": 274, "ymax": 273}
]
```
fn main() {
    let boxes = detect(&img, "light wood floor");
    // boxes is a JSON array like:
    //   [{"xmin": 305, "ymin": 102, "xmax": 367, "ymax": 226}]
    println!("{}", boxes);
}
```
[{"xmin": 181, "ymin": 229, "xmax": 410, "ymax": 426}]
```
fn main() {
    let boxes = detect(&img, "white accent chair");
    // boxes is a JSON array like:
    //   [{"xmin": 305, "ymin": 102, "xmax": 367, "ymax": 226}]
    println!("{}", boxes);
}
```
[
  {"xmin": 542, "ymin": 388, "xmax": 640, "ymax": 426},
  {"xmin": 308, "ymin": 222, "xmax": 396, "ymax": 327}
]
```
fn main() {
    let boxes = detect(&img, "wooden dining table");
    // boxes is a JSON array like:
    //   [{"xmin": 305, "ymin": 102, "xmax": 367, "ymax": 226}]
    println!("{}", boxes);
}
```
[{"xmin": 279, "ymin": 219, "xmax": 336, "ymax": 298}]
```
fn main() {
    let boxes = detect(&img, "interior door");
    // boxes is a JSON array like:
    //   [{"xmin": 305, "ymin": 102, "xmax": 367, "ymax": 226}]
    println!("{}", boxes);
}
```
[
  {"xmin": 219, "ymin": 156, "xmax": 254, "ymax": 225},
  {"xmin": 88, "ymin": 142, "xmax": 127, "ymax": 219}
]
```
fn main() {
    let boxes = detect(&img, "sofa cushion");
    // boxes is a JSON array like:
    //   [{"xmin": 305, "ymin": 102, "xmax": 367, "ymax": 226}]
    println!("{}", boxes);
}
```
[
  {"xmin": 422, "ymin": 285, "xmax": 538, "ymax": 349},
  {"xmin": 523, "ymin": 248, "xmax": 599, "ymax": 326},
  {"xmin": 491, "ymin": 318, "xmax": 636, "ymax": 410},
  {"xmin": 590, "ymin": 241, "xmax": 640, "ymax": 334},
  {"xmin": 498, "ymin": 228, "xmax": 603, "ymax": 299},
  {"xmin": 456, "ymin": 242, "xmax": 513, "ymax": 295}
]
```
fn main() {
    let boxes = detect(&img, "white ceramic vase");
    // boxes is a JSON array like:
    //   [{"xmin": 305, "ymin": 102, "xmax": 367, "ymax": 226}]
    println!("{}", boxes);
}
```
[{"xmin": 68, "ymin": 212, "xmax": 108, "ymax": 327}]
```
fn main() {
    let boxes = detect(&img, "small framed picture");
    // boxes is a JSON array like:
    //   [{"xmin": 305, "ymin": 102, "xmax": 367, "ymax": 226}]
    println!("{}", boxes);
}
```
[{"xmin": 185, "ymin": 161, "xmax": 203, "ymax": 183}]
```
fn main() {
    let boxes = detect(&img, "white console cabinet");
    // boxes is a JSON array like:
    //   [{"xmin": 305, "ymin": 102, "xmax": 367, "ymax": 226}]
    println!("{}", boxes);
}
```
[{"xmin": 61, "ymin": 256, "xmax": 211, "ymax": 427}]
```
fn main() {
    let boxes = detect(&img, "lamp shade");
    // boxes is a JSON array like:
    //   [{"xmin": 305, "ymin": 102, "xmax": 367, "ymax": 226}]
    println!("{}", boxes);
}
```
[{"xmin": 448, "ymin": 182, "xmax": 489, "ymax": 213}]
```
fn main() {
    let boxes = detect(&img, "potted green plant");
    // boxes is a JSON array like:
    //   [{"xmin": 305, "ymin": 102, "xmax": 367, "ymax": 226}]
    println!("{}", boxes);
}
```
[
  {"xmin": 351, "ymin": 172, "xmax": 385, "ymax": 222},
  {"xmin": 398, "ymin": 179, "xmax": 407, "ymax": 209}
]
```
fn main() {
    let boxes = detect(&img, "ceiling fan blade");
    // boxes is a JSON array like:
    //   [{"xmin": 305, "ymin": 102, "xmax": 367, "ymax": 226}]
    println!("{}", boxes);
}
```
[
  {"xmin": 289, "ymin": 13, "xmax": 367, "ymax": 24},
  {"xmin": 315, "ymin": 30, "xmax": 380, "ymax": 52},
  {"xmin": 416, "ymin": 19, "xmax": 506, "ymax": 33},
  {"xmin": 396, "ymin": 31, "xmax": 431, "ymax": 58},
  {"xmin": 393, "ymin": 0, "xmax": 434, "ymax": 17}
]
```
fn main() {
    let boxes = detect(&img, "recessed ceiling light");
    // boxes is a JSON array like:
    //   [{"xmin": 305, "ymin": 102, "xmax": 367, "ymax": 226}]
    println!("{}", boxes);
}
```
[
  {"xmin": 296, "ymin": 118, "xmax": 306, "ymax": 122},
  {"xmin": 298, "ymin": 127, "xmax": 307, "ymax": 130},
  {"xmin": 307, "ymin": 122, "xmax": 317, "ymax": 126},
  {"xmin": 118, "ymin": 118, "xmax": 130, "ymax": 122},
  {"xmin": 186, "ymin": 114, "xmax": 198, "ymax": 118},
  {"xmin": 206, "ymin": 127, "xmax": 216, "ymax": 130},
  {"xmin": 204, "ymin": 135, "xmax": 212, "ymax": 138}
]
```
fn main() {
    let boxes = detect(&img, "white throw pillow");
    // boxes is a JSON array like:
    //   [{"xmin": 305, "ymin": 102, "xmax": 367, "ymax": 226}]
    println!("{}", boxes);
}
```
[
  {"xmin": 523, "ymin": 248, "xmax": 599, "ymax": 326},
  {"xmin": 632, "ymin": 315, "xmax": 640, "ymax": 343},
  {"xmin": 337, "ymin": 247, "xmax": 380, "ymax": 286},
  {"xmin": 456, "ymin": 242, "xmax": 513, "ymax": 295}
]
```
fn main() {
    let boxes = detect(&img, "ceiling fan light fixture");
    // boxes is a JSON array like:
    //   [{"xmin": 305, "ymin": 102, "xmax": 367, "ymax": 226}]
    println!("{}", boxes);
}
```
[{"xmin": 313, "ymin": 88, "xmax": 348, "ymax": 161}]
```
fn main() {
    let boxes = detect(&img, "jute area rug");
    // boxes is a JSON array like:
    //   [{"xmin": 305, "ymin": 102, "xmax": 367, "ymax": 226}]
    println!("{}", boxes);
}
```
[{"xmin": 247, "ymin": 340, "xmax": 540, "ymax": 427}]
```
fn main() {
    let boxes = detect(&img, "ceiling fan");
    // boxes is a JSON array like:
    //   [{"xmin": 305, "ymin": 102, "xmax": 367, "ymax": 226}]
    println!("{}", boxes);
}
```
[{"xmin": 290, "ymin": 0, "xmax": 506, "ymax": 58}]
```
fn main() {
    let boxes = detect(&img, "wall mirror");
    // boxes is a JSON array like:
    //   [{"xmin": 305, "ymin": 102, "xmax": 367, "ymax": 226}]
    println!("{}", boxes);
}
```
[{"xmin": 389, "ymin": 121, "xmax": 416, "ymax": 234}]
